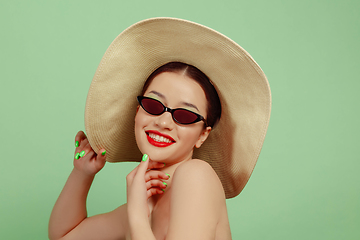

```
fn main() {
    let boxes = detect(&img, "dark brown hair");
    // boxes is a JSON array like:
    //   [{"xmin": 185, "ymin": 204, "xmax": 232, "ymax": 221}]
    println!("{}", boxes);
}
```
[{"xmin": 140, "ymin": 62, "xmax": 221, "ymax": 128}]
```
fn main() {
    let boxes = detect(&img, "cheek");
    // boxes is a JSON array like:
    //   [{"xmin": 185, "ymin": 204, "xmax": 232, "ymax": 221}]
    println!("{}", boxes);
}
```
[
  {"xmin": 134, "ymin": 112, "xmax": 145, "ymax": 137},
  {"xmin": 134, "ymin": 111, "xmax": 147, "ymax": 150},
  {"xmin": 178, "ymin": 126, "xmax": 202, "ymax": 144},
  {"xmin": 134, "ymin": 110, "xmax": 153, "ymax": 138},
  {"xmin": 135, "ymin": 109, "xmax": 147, "ymax": 126}
]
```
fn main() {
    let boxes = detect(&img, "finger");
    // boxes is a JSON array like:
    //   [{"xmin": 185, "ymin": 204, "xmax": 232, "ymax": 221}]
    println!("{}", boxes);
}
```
[
  {"xmin": 127, "ymin": 164, "xmax": 140, "ymax": 182},
  {"xmin": 146, "ymin": 179, "xmax": 168, "ymax": 190},
  {"xmin": 75, "ymin": 131, "xmax": 87, "ymax": 147},
  {"xmin": 74, "ymin": 134, "xmax": 89, "ymax": 158},
  {"xmin": 135, "ymin": 154, "xmax": 150, "ymax": 179},
  {"xmin": 148, "ymin": 160, "xmax": 166, "ymax": 170},
  {"xmin": 75, "ymin": 148, "xmax": 95, "ymax": 160},
  {"xmin": 147, "ymin": 188, "xmax": 164, "ymax": 198},
  {"xmin": 145, "ymin": 170, "xmax": 170, "ymax": 182},
  {"xmin": 78, "ymin": 137, "xmax": 89, "ymax": 149},
  {"xmin": 94, "ymin": 148, "xmax": 107, "ymax": 168},
  {"xmin": 74, "ymin": 140, "xmax": 88, "ymax": 159},
  {"xmin": 75, "ymin": 141, "xmax": 93, "ymax": 159}
]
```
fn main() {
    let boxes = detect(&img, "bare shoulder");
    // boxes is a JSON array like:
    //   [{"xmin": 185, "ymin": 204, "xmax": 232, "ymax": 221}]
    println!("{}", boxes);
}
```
[
  {"xmin": 172, "ymin": 159, "xmax": 225, "ymax": 201},
  {"xmin": 175, "ymin": 159, "xmax": 221, "ymax": 182},
  {"xmin": 166, "ymin": 159, "xmax": 228, "ymax": 239}
]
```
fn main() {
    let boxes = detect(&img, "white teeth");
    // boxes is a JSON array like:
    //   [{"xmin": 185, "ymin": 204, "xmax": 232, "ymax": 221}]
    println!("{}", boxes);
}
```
[{"xmin": 148, "ymin": 133, "xmax": 172, "ymax": 143}]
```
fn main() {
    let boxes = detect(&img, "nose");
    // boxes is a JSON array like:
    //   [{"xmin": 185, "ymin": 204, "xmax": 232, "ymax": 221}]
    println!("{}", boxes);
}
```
[{"xmin": 154, "ymin": 111, "xmax": 175, "ymax": 130}]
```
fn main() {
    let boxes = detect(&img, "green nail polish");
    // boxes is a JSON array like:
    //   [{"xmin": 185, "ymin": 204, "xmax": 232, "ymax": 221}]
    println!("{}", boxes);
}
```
[
  {"xmin": 75, "ymin": 153, "xmax": 80, "ymax": 159},
  {"xmin": 142, "ymin": 154, "xmax": 148, "ymax": 162},
  {"xmin": 166, "ymin": 173, "xmax": 170, "ymax": 179},
  {"xmin": 161, "ymin": 189, "xmax": 165, "ymax": 192},
  {"xmin": 102, "ymin": 150, "xmax": 106, "ymax": 156},
  {"xmin": 75, "ymin": 141, "xmax": 79, "ymax": 147},
  {"xmin": 163, "ymin": 182, "xmax": 167, "ymax": 187},
  {"xmin": 79, "ymin": 150, "xmax": 85, "ymax": 157}
]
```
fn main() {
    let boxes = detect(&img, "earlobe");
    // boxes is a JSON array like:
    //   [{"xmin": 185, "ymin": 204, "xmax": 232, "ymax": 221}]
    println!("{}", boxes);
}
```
[{"xmin": 195, "ymin": 126, "xmax": 211, "ymax": 148}]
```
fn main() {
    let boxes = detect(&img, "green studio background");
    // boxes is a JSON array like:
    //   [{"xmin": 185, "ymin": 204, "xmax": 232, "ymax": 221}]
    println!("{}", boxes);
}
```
[{"xmin": 1, "ymin": 0, "xmax": 359, "ymax": 239}]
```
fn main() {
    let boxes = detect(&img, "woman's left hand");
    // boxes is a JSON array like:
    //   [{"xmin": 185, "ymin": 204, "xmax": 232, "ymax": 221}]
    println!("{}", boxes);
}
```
[{"xmin": 126, "ymin": 154, "xmax": 169, "ymax": 220}]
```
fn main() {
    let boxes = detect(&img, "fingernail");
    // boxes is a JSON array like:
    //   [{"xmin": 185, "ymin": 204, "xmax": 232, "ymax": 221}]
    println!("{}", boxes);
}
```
[
  {"xmin": 142, "ymin": 154, "xmax": 148, "ymax": 162},
  {"xmin": 161, "ymin": 189, "xmax": 165, "ymax": 192},
  {"xmin": 75, "ymin": 153, "xmax": 80, "ymax": 159},
  {"xmin": 166, "ymin": 173, "xmax": 170, "ymax": 179},
  {"xmin": 75, "ymin": 141, "xmax": 79, "ymax": 147},
  {"xmin": 163, "ymin": 182, "xmax": 167, "ymax": 187},
  {"xmin": 79, "ymin": 150, "xmax": 86, "ymax": 157},
  {"xmin": 101, "ymin": 150, "xmax": 106, "ymax": 156}
]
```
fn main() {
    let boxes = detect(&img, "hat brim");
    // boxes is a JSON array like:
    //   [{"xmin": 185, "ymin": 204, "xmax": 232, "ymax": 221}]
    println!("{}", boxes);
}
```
[{"xmin": 85, "ymin": 17, "xmax": 271, "ymax": 198}]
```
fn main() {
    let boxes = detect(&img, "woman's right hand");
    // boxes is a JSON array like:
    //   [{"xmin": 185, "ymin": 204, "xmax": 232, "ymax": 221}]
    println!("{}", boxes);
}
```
[
  {"xmin": 126, "ymin": 154, "xmax": 170, "ymax": 220},
  {"xmin": 73, "ymin": 131, "xmax": 106, "ymax": 177}
]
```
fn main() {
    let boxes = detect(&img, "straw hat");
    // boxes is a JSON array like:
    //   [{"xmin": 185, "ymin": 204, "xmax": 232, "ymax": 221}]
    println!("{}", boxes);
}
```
[{"xmin": 85, "ymin": 17, "xmax": 271, "ymax": 198}]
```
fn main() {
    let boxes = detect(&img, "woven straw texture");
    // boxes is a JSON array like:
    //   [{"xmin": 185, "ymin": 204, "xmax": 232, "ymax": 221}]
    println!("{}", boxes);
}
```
[{"xmin": 85, "ymin": 17, "xmax": 271, "ymax": 198}]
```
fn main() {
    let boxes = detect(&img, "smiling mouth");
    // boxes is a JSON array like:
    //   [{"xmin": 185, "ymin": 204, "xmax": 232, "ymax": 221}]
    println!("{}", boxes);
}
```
[
  {"xmin": 147, "ymin": 132, "xmax": 173, "ymax": 143},
  {"xmin": 145, "ymin": 131, "xmax": 175, "ymax": 147}
]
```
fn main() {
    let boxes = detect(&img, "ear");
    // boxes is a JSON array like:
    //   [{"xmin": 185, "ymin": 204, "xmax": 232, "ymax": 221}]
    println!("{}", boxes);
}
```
[{"xmin": 195, "ymin": 126, "xmax": 212, "ymax": 148}]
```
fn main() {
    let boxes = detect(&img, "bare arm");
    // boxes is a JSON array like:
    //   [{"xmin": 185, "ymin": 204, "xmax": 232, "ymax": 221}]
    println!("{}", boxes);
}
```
[
  {"xmin": 48, "ymin": 167, "xmax": 94, "ymax": 239},
  {"xmin": 49, "ymin": 132, "xmax": 168, "ymax": 240},
  {"xmin": 48, "ymin": 131, "xmax": 128, "ymax": 240}
]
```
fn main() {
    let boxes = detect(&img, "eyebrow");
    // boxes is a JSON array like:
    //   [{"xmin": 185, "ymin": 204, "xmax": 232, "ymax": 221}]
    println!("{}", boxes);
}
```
[
  {"xmin": 148, "ymin": 90, "xmax": 200, "ymax": 112},
  {"xmin": 148, "ymin": 90, "xmax": 165, "ymax": 99}
]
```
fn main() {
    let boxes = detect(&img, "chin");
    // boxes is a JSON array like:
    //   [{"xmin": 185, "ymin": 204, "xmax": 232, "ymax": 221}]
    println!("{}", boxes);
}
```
[
  {"xmin": 150, "ymin": 149, "xmax": 194, "ymax": 165},
  {"xmin": 143, "ymin": 149, "xmax": 171, "ymax": 163}
]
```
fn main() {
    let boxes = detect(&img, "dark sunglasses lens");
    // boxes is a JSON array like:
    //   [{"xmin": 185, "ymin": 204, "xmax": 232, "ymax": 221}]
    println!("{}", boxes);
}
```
[
  {"xmin": 173, "ymin": 109, "xmax": 199, "ymax": 124},
  {"xmin": 141, "ymin": 98, "xmax": 164, "ymax": 115}
]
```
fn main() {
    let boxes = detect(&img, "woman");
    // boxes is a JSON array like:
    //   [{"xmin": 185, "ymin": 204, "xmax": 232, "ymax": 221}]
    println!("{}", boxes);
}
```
[{"xmin": 49, "ymin": 18, "xmax": 271, "ymax": 240}]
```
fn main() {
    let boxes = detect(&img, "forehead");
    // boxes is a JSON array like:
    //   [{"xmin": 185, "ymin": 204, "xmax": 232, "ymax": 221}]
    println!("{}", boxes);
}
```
[{"xmin": 144, "ymin": 72, "xmax": 207, "ymax": 113}]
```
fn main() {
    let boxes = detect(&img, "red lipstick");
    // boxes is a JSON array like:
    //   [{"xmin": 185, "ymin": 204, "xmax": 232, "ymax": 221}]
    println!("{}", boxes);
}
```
[{"xmin": 146, "ymin": 130, "xmax": 175, "ymax": 147}]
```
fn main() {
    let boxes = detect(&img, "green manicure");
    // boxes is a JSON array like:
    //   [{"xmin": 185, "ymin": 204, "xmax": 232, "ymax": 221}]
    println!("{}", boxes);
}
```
[
  {"xmin": 142, "ymin": 154, "xmax": 148, "ymax": 162},
  {"xmin": 163, "ymin": 182, "xmax": 167, "ymax": 187},
  {"xmin": 75, "ymin": 141, "xmax": 79, "ymax": 147},
  {"xmin": 102, "ymin": 150, "xmax": 106, "ymax": 156},
  {"xmin": 161, "ymin": 189, "xmax": 165, "ymax": 192},
  {"xmin": 79, "ymin": 150, "xmax": 85, "ymax": 157},
  {"xmin": 75, "ymin": 153, "xmax": 80, "ymax": 159},
  {"xmin": 166, "ymin": 173, "xmax": 171, "ymax": 179}
]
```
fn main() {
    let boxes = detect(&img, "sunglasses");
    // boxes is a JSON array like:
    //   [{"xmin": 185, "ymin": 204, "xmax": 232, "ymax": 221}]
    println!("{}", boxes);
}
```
[{"xmin": 137, "ymin": 96, "xmax": 207, "ymax": 126}]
